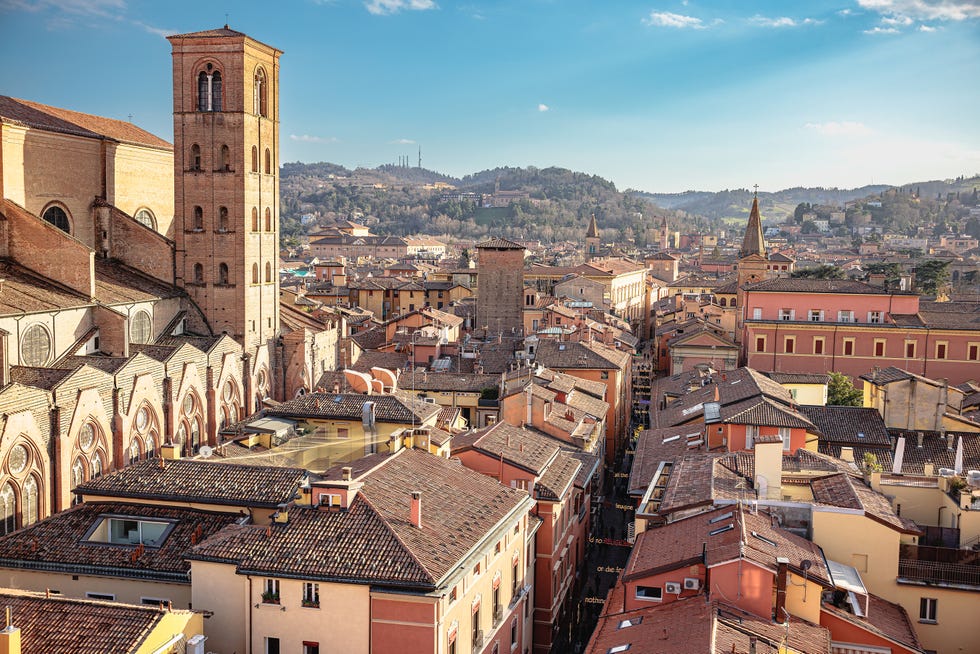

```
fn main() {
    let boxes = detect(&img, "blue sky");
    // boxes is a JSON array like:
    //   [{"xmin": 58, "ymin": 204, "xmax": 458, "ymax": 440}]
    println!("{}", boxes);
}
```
[{"xmin": 1, "ymin": 0, "xmax": 978, "ymax": 192}]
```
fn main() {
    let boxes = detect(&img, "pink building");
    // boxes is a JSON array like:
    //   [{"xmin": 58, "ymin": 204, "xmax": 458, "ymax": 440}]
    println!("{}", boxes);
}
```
[{"xmin": 742, "ymin": 278, "xmax": 980, "ymax": 385}]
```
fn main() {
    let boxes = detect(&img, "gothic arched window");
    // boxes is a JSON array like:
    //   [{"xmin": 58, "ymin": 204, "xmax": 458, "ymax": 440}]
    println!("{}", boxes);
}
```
[
  {"xmin": 219, "ymin": 206, "xmax": 229, "ymax": 232},
  {"xmin": 0, "ymin": 484, "xmax": 15, "ymax": 535},
  {"xmin": 193, "ymin": 263, "xmax": 204, "ymax": 284},
  {"xmin": 252, "ymin": 263, "xmax": 259, "ymax": 284},
  {"xmin": 22, "ymin": 476, "xmax": 38, "ymax": 527},
  {"xmin": 252, "ymin": 207, "xmax": 259, "ymax": 232},
  {"xmin": 251, "ymin": 146, "xmax": 258, "ymax": 172},
  {"xmin": 264, "ymin": 208, "xmax": 272, "ymax": 232},
  {"xmin": 264, "ymin": 148, "xmax": 271, "ymax": 174},
  {"xmin": 193, "ymin": 206, "xmax": 203, "ymax": 230},
  {"xmin": 254, "ymin": 68, "xmax": 267, "ymax": 117},
  {"xmin": 265, "ymin": 262, "xmax": 272, "ymax": 283},
  {"xmin": 221, "ymin": 144, "xmax": 231, "ymax": 171}
]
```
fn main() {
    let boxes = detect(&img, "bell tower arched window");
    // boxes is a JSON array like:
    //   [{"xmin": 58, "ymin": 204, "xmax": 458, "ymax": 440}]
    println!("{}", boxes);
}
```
[
  {"xmin": 254, "ymin": 68, "xmax": 267, "ymax": 117},
  {"xmin": 251, "ymin": 208, "xmax": 259, "ymax": 232},
  {"xmin": 265, "ymin": 262, "xmax": 272, "ymax": 283},
  {"xmin": 193, "ymin": 263, "xmax": 204, "ymax": 284},
  {"xmin": 221, "ymin": 144, "xmax": 231, "ymax": 171},
  {"xmin": 193, "ymin": 206, "xmax": 203, "ymax": 230},
  {"xmin": 264, "ymin": 148, "xmax": 271, "ymax": 174},
  {"xmin": 219, "ymin": 206, "xmax": 229, "ymax": 232},
  {"xmin": 252, "ymin": 263, "xmax": 259, "ymax": 284},
  {"xmin": 42, "ymin": 205, "xmax": 71, "ymax": 233},
  {"xmin": 251, "ymin": 146, "xmax": 258, "ymax": 172},
  {"xmin": 218, "ymin": 263, "xmax": 229, "ymax": 285},
  {"xmin": 197, "ymin": 68, "xmax": 222, "ymax": 112},
  {"xmin": 264, "ymin": 208, "xmax": 272, "ymax": 232},
  {"xmin": 191, "ymin": 144, "xmax": 201, "ymax": 171}
]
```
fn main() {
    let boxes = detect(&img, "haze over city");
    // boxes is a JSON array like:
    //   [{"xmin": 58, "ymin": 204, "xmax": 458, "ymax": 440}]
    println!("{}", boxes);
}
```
[{"xmin": 1, "ymin": 0, "xmax": 978, "ymax": 192}]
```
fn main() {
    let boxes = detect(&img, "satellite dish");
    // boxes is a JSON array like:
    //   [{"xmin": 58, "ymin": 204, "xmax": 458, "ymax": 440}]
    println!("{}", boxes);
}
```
[
  {"xmin": 800, "ymin": 560, "xmax": 812, "ymax": 572},
  {"xmin": 199, "ymin": 446, "xmax": 214, "ymax": 458}
]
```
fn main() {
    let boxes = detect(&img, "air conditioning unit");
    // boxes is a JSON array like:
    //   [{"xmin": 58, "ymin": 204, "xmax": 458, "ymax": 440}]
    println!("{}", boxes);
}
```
[
  {"xmin": 664, "ymin": 582, "xmax": 682, "ymax": 595},
  {"xmin": 683, "ymin": 578, "xmax": 700, "ymax": 591},
  {"xmin": 967, "ymin": 470, "xmax": 980, "ymax": 487},
  {"xmin": 186, "ymin": 635, "xmax": 207, "ymax": 654},
  {"xmin": 938, "ymin": 468, "xmax": 956, "ymax": 477}
]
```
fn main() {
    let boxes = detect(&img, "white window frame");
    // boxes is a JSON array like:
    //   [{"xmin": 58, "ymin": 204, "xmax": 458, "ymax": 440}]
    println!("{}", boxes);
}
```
[
  {"xmin": 838, "ymin": 310, "xmax": 854, "ymax": 323},
  {"xmin": 808, "ymin": 309, "xmax": 824, "ymax": 322},
  {"xmin": 867, "ymin": 310, "xmax": 882, "ymax": 324},
  {"xmin": 752, "ymin": 308, "xmax": 762, "ymax": 320},
  {"xmin": 779, "ymin": 309, "xmax": 795, "ymax": 321}
]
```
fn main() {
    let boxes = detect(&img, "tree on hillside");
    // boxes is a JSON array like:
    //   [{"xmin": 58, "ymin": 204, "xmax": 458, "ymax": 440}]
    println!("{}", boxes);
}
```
[
  {"xmin": 791, "ymin": 265, "xmax": 845, "ymax": 280},
  {"xmin": 915, "ymin": 260, "xmax": 951, "ymax": 297},
  {"xmin": 827, "ymin": 372, "xmax": 863, "ymax": 406}
]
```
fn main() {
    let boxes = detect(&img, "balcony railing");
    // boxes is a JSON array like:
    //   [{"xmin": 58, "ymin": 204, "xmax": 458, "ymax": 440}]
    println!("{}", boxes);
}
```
[
  {"xmin": 472, "ymin": 629, "xmax": 484, "ymax": 650},
  {"xmin": 899, "ymin": 544, "xmax": 980, "ymax": 587},
  {"xmin": 493, "ymin": 605, "xmax": 503, "ymax": 625}
]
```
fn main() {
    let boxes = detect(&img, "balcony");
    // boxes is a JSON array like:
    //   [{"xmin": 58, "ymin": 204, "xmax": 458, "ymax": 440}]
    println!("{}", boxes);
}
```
[
  {"xmin": 899, "ymin": 544, "xmax": 980, "ymax": 588},
  {"xmin": 472, "ymin": 629, "xmax": 484, "ymax": 650},
  {"xmin": 493, "ymin": 605, "xmax": 504, "ymax": 625}
]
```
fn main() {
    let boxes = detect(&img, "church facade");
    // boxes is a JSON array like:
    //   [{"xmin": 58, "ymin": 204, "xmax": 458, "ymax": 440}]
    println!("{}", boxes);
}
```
[{"xmin": 0, "ymin": 27, "xmax": 342, "ymax": 533}]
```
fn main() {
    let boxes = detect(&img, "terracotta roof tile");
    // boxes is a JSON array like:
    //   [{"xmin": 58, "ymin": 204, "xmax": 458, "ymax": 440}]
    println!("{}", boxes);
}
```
[
  {"xmin": 0, "ymin": 96, "xmax": 171, "ymax": 149},
  {"xmin": 75, "ymin": 459, "xmax": 305, "ymax": 509},
  {"xmin": 0, "ymin": 502, "xmax": 241, "ymax": 582},
  {"xmin": 0, "ymin": 589, "xmax": 194, "ymax": 654},
  {"xmin": 800, "ymin": 406, "xmax": 890, "ymax": 446},
  {"xmin": 267, "ymin": 391, "xmax": 440, "ymax": 425}
]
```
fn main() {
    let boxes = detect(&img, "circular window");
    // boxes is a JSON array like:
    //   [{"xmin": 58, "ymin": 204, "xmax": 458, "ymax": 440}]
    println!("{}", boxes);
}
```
[
  {"xmin": 8, "ymin": 444, "xmax": 28, "ymax": 475},
  {"xmin": 21, "ymin": 324, "xmax": 52, "ymax": 367},
  {"xmin": 136, "ymin": 406, "xmax": 150, "ymax": 433},
  {"xmin": 134, "ymin": 208, "xmax": 155, "ymax": 229},
  {"xmin": 42, "ymin": 205, "xmax": 70, "ymax": 232},
  {"xmin": 182, "ymin": 394, "xmax": 195, "ymax": 416},
  {"xmin": 131, "ymin": 311, "xmax": 152, "ymax": 345},
  {"xmin": 79, "ymin": 423, "xmax": 96, "ymax": 451}
]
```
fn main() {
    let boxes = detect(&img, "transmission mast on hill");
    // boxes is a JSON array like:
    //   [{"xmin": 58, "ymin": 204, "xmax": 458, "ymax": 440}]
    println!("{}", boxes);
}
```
[{"xmin": 418, "ymin": 146, "xmax": 422, "ymax": 169}]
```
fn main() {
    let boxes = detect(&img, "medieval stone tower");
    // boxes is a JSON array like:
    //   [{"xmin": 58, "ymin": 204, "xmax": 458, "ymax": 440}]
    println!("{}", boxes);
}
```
[
  {"xmin": 585, "ymin": 214, "xmax": 600, "ymax": 261},
  {"xmin": 476, "ymin": 238, "xmax": 526, "ymax": 337},
  {"xmin": 168, "ymin": 27, "xmax": 283, "ymax": 404}
]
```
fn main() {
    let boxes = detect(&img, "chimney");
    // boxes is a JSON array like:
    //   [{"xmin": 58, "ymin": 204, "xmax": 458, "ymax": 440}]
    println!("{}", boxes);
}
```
[
  {"xmin": 923, "ymin": 462, "xmax": 935, "ymax": 476},
  {"xmin": 840, "ymin": 447, "xmax": 854, "ymax": 463},
  {"xmin": 160, "ymin": 442, "xmax": 182, "ymax": 460},
  {"xmin": 410, "ymin": 491, "xmax": 422, "ymax": 529},
  {"xmin": 0, "ymin": 607, "xmax": 20, "ymax": 654},
  {"xmin": 917, "ymin": 432, "xmax": 924, "ymax": 449},
  {"xmin": 748, "ymin": 637, "xmax": 757, "ymax": 654},
  {"xmin": 774, "ymin": 557, "xmax": 789, "ymax": 624},
  {"xmin": 342, "ymin": 466, "xmax": 353, "ymax": 481},
  {"xmin": 273, "ymin": 503, "xmax": 289, "ymax": 524}
]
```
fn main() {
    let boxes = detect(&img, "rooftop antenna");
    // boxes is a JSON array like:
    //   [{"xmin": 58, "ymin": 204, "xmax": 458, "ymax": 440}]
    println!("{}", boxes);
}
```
[{"xmin": 418, "ymin": 145, "xmax": 422, "ymax": 169}]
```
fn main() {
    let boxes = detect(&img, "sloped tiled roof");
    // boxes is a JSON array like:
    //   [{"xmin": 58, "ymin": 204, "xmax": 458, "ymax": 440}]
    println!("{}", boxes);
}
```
[
  {"xmin": 75, "ymin": 459, "xmax": 305, "ymax": 508},
  {"xmin": 0, "ymin": 502, "xmax": 241, "ymax": 582},
  {"xmin": 810, "ymin": 474, "xmax": 918, "ymax": 533},
  {"xmin": 534, "ymin": 339, "xmax": 629, "ymax": 371},
  {"xmin": 886, "ymin": 430, "xmax": 980, "ymax": 475},
  {"xmin": 476, "ymin": 237, "xmax": 524, "ymax": 250},
  {"xmin": 744, "ymin": 278, "xmax": 910, "ymax": 295},
  {"xmin": 799, "ymin": 406, "xmax": 890, "ymax": 446},
  {"xmin": 0, "ymin": 589, "xmax": 195, "ymax": 654},
  {"xmin": 0, "ymin": 96, "xmax": 171, "ymax": 149},
  {"xmin": 267, "ymin": 391, "xmax": 440, "ymax": 425}
]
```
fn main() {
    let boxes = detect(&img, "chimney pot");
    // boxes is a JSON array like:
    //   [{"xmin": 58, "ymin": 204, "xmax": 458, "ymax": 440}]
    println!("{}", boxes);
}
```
[
  {"xmin": 410, "ymin": 491, "xmax": 422, "ymax": 529},
  {"xmin": 342, "ymin": 466, "xmax": 353, "ymax": 481}
]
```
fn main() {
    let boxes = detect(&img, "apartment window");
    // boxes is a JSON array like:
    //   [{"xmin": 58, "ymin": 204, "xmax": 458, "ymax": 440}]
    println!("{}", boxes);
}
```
[
  {"xmin": 218, "ymin": 206, "xmax": 229, "ymax": 232},
  {"xmin": 919, "ymin": 597, "xmax": 937, "ymax": 623},
  {"xmin": 838, "ymin": 310, "xmax": 854, "ymax": 323},
  {"xmin": 634, "ymin": 586, "xmax": 662, "ymax": 601},
  {"xmin": 874, "ymin": 339, "xmax": 886, "ymax": 357},
  {"xmin": 843, "ymin": 339, "xmax": 854, "ymax": 356},
  {"xmin": 779, "ymin": 427, "xmax": 791, "ymax": 451},
  {"xmin": 472, "ymin": 605, "xmax": 481, "ymax": 646},
  {"xmin": 262, "ymin": 578, "xmax": 280, "ymax": 604},
  {"xmin": 969, "ymin": 343, "xmax": 979, "ymax": 361},
  {"xmin": 868, "ymin": 310, "xmax": 882, "ymax": 324},
  {"xmin": 808, "ymin": 309, "xmax": 823, "ymax": 322},
  {"xmin": 755, "ymin": 336, "xmax": 766, "ymax": 352},
  {"xmin": 473, "ymin": 562, "xmax": 482, "ymax": 578},
  {"xmin": 752, "ymin": 307, "xmax": 762, "ymax": 320},
  {"xmin": 449, "ymin": 586, "xmax": 457, "ymax": 603},
  {"xmin": 86, "ymin": 592, "xmax": 115, "ymax": 601},
  {"xmin": 492, "ymin": 586, "xmax": 501, "ymax": 622},
  {"xmin": 784, "ymin": 336, "xmax": 795, "ymax": 354},
  {"xmin": 601, "ymin": 371, "xmax": 609, "ymax": 380},
  {"xmin": 303, "ymin": 644, "xmax": 320, "ymax": 654},
  {"xmin": 511, "ymin": 618, "xmax": 518, "ymax": 646},
  {"xmin": 265, "ymin": 637, "xmax": 280, "ymax": 654},
  {"xmin": 906, "ymin": 341, "xmax": 916, "ymax": 358},
  {"xmin": 936, "ymin": 342, "xmax": 947, "ymax": 360},
  {"xmin": 512, "ymin": 560, "xmax": 519, "ymax": 596},
  {"xmin": 813, "ymin": 337, "xmax": 824, "ymax": 355},
  {"xmin": 779, "ymin": 309, "xmax": 794, "ymax": 321},
  {"xmin": 302, "ymin": 582, "xmax": 319, "ymax": 608}
]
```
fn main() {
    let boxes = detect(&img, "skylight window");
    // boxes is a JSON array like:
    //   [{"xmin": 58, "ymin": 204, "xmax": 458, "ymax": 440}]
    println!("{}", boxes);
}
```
[
  {"xmin": 608, "ymin": 645, "xmax": 631, "ymax": 653},
  {"xmin": 751, "ymin": 531, "xmax": 777, "ymax": 547},
  {"xmin": 618, "ymin": 617, "xmax": 642, "ymax": 629},
  {"xmin": 708, "ymin": 512, "xmax": 734, "ymax": 524},
  {"xmin": 709, "ymin": 524, "xmax": 735, "ymax": 536},
  {"xmin": 662, "ymin": 435, "xmax": 681, "ymax": 444},
  {"xmin": 86, "ymin": 516, "xmax": 175, "ymax": 547}
]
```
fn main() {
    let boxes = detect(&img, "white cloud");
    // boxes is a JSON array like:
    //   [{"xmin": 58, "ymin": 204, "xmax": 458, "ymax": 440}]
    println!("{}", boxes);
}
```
[
  {"xmin": 857, "ymin": 0, "xmax": 980, "ymax": 21},
  {"xmin": 863, "ymin": 25, "xmax": 901, "ymax": 33},
  {"xmin": 750, "ymin": 15, "xmax": 821, "ymax": 27},
  {"xmin": 290, "ymin": 134, "xmax": 338, "ymax": 144},
  {"xmin": 1, "ymin": 0, "xmax": 126, "ymax": 16},
  {"xmin": 838, "ymin": 8, "xmax": 854, "ymax": 15},
  {"xmin": 390, "ymin": 138, "xmax": 416, "ymax": 144},
  {"xmin": 918, "ymin": 23, "xmax": 938, "ymax": 29},
  {"xmin": 642, "ymin": 11, "xmax": 705, "ymax": 29},
  {"xmin": 364, "ymin": 0, "xmax": 436, "ymax": 15},
  {"xmin": 805, "ymin": 121, "xmax": 874, "ymax": 136},
  {"xmin": 881, "ymin": 14, "xmax": 914, "ymax": 24},
  {"xmin": 537, "ymin": 104, "xmax": 550, "ymax": 112}
]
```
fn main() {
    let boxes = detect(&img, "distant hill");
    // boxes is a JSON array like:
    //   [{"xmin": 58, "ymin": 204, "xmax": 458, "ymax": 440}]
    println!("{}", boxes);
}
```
[{"xmin": 279, "ymin": 161, "xmax": 980, "ymax": 248}]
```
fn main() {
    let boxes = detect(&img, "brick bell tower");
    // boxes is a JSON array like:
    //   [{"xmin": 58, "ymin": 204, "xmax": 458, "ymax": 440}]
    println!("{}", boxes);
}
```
[{"xmin": 168, "ymin": 27, "xmax": 283, "ymax": 404}]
